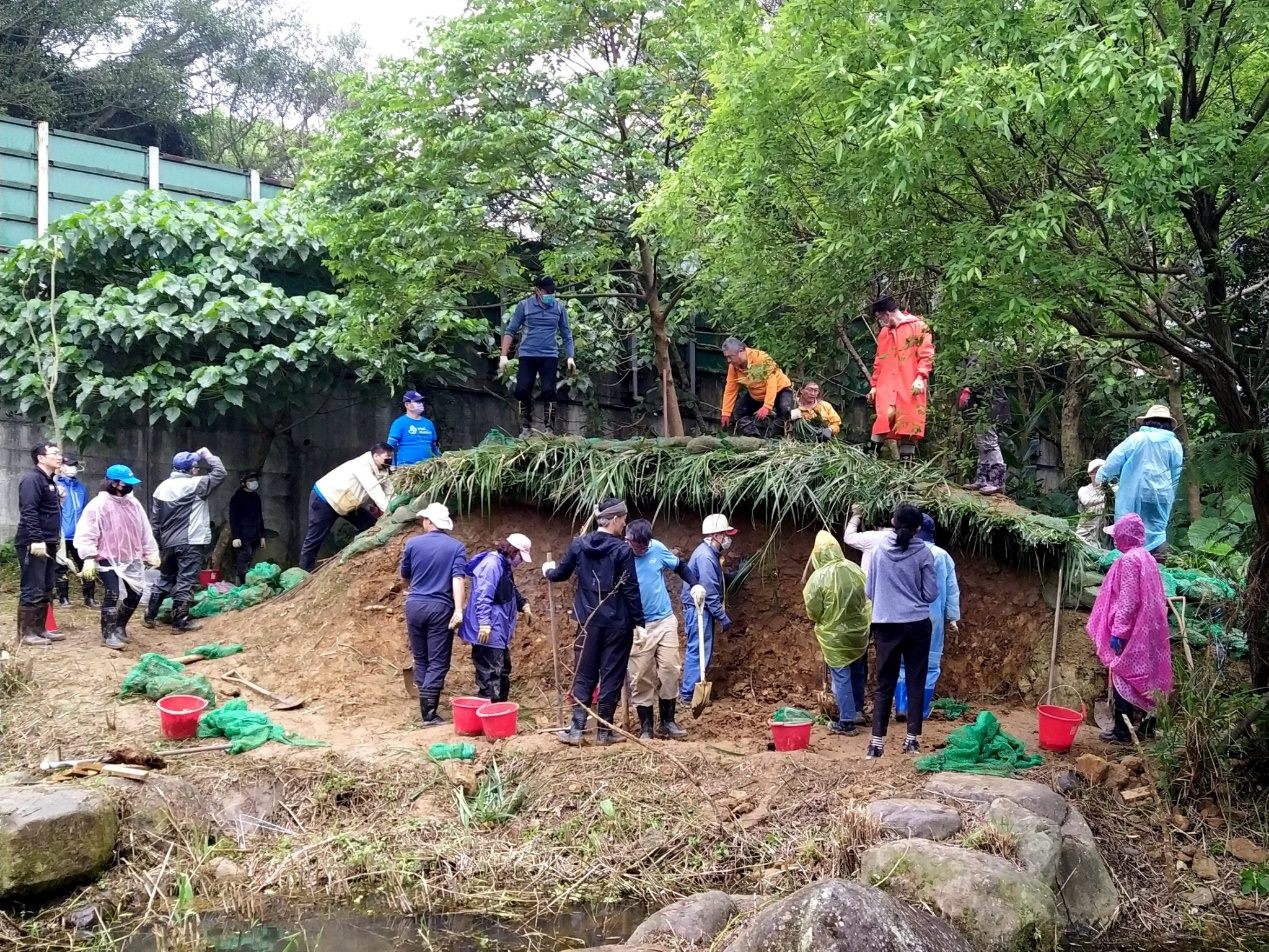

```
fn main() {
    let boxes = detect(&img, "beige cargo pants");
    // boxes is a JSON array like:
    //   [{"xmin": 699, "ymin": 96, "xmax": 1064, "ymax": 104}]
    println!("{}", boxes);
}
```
[{"xmin": 626, "ymin": 613, "xmax": 682, "ymax": 706}]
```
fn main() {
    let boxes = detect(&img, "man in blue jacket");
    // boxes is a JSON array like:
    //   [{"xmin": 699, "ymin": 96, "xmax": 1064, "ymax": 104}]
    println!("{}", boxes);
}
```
[
  {"xmin": 678, "ymin": 514, "xmax": 737, "ymax": 710},
  {"xmin": 1097, "ymin": 403, "xmax": 1185, "ymax": 556},
  {"xmin": 386, "ymin": 390, "xmax": 439, "ymax": 466},
  {"xmin": 499, "ymin": 276, "xmax": 577, "ymax": 437},
  {"xmin": 56, "ymin": 452, "xmax": 95, "ymax": 607}
]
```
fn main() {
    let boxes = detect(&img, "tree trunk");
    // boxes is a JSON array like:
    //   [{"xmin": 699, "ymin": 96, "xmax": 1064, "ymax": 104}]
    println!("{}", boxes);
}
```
[
  {"xmin": 1246, "ymin": 454, "xmax": 1269, "ymax": 691},
  {"xmin": 635, "ymin": 236, "xmax": 684, "ymax": 436},
  {"xmin": 1166, "ymin": 359, "xmax": 1203, "ymax": 522},
  {"xmin": 1060, "ymin": 351, "xmax": 1085, "ymax": 479}
]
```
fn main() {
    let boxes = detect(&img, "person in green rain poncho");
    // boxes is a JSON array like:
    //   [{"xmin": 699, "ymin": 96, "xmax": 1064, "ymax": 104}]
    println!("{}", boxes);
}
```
[{"xmin": 802, "ymin": 531, "xmax": 872, "ymax": 736}]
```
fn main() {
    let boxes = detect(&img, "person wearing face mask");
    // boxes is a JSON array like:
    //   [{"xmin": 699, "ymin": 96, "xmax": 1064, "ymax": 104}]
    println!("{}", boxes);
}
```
[
  {"xmin": 458, "ymin": 533, "xmax": 533, "ymax": 704},
  {"xmin": 386, "ymin": 390, "xmax": 440, "ymax": 466},
  {"xmin": 229, "ymin": 471, "xmax": 267, "ymax": 584},
  {"xmin": 499, "ymin": 275, "xmax": 577, "ymax": 438},
  {"xmin": 868, "ymin": 296, "xmax": 934, "ymax": 465},
  {"xmin": 15, "ymin": 441, "xmax": 65, "ymax": 647},
  {"xmin": 402, "ymin": 503, "xmax": 468, "ymax": 727},
  {"xmin": 299, "ymin": 443, "xmax": 394, "ymax": 572},
  {"xmin": 677, "ymin": 514, "xmax": 737, "ymax": 712},
  {"xmin": 55, "ymin": 452, "xmax": 95, "ymax": 608},
  {"xmin": 75, "ymin": 465, "xmax": 162, "ymax": 650}
]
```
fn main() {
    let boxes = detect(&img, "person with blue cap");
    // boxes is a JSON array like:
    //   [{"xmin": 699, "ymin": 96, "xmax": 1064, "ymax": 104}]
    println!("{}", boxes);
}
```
[
  {"xmin": 143, "ymin": 446, "xmax": 226, "ymax": 632},
  {"xmin": 386, "ymin": 390, "xmax": 439, "ymax": 466},
  {"xmin": 894, "ymin": 513, "xmax": 961, "ymax": 723},
  {"xmin": 499, "ymin": 275, "xmax": 577, "ymax": 438},
  {"xmin": 75, "ymin": 464, "xmax": 161, "ymax": 650},
  {"xmin": 55, "ymin": 451, "xmax": 94, "ymax": 608},
  {"xmin": 1096, "ymin": 403, "xmax": 1184, "ymax": 557}
]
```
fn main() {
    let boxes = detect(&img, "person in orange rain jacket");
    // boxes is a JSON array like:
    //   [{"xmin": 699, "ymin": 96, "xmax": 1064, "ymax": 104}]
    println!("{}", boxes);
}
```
[
  {"xmin": 719, "ymin": 337, "xmax": 795, "ymax": 438},
  {"xmin": 868, "ymin": 296, "xmax": 934, "ymax": 464}
]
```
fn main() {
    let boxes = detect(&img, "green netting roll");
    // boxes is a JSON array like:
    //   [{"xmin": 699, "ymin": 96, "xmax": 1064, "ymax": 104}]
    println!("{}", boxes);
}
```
[
  {"xmin": 245, "ymin": 562, "xmax": 282, "ymax": 588},
  {"xmin": 279, "ymin": 567, "xmax": 309, "ymax": 591}
]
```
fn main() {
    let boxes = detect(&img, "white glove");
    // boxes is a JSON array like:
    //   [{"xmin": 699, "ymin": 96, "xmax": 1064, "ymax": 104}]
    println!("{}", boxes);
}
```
[
  {"xmin": 911, "ymin": 377, "xmax": 926, "ymax": 395},
  {"xmin": 850, "ymin": 503, "xmax": 864, "ymax": 519},
  {"xmin": 259, "ymin": 539, "xmax": 267, "ymax": 550},
  {"xmin": 498, "ymin": 355, "xmax": 509, "ymax": 372},
  {"xmin": 232, "ymin": 539, "xmax": 242, "ymax": 549},
  {"xmin": 541, "ymin": 560, "xmax": 557, "ymax": 578},
  {"xmin": 566, "ymin": 358, "xmax": 577, "ymax": 373},
  {"xmin": 29, "ymin": 541, "xmax": 48, "ymax": 559},
  {"xmin": 449, "ymin": 607, "xmax": 463, "ymax": 631},
  {"xmin": 80, "ymin": 558, "xmax": 99, "ymax": 582},
  {"xmin": 690, "ymin": 584, "xmax": 706, "ymax": 609},
  {"xmin": 145, "ymin": 553, "xmax": 162, "ymax": 568},
  {"xmin": 632, "ymin": 626, "xmax": 647, "ymax": 648},
  {"xmin": 948, "ymin": 619, "xmax": 959, "ymax": 632},
  {"xmin": 790, "ymin": 407, "xmax": 803, "ymax": 421}
]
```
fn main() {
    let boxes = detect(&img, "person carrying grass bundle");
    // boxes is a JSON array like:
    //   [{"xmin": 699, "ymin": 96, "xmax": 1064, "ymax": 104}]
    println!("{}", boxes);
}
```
[
  {"xmin": 543, "ymin": 498, "xmax": 644, "ymax": 746},
  {"xmin": 789, "ymin": 382, "xmax": 841, "ymax": 443},
  {"xmin": 719, "ymin": 337, "xmax": 794, "ymax": 438},
  {"xmin": 459, "ymin": 533, "xmax": 533, "ymax": 704},
  {"xmin": 802, "ymin": 531, "xmax": 871, "ymax": 736}
]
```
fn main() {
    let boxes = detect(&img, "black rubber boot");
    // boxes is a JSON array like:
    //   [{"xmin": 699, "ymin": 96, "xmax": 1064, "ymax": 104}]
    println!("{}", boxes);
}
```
[
  {"xmin": 142, "ymin": 590, "xmax": 163, "ymax": 629},
  {"xmin": 420, "ymin": 691, "xmax": 446, "ymax": 728},
  {"xmin": 543, "ymin": 403, "xmax": 557, "ymax": 436},
  {"xmin": 171, "ymin": 600, "xmax": 201, "ymax": 632},
  {"xmin": 595, "ymin": 704, "xmax": 626, "ymax": 745},
  {"xmin": 557, "ymin": 707, "xmax": 587, "ymax": 746},
  {"xmin": 101, "ymin": 608, "xmax": 125, "ymax": 651},
  {"xmin": 83, "ymin": 581, "xmax": 97, "ymax": 608},
  {"xmin": 519, "ymin": 400, "xmax": 534, "ymax": 438},
  {"xmin": 636, "ymin": 705, "xmax": 655, "ymax": 740},
  {"xmin": 116, "ymin": 600, "xmax": 138, "ymax": 642},
  {"xmin": 657, "ymin": 698, "xmax": 688, "ymax": 740},
  {"xmin": 18, "ymin": 605, "xmax": 51, "ymax": 647},
  {"xmin": 497, "ymin": 675, "xmax": 511, "ymax": 704},
  {"xmin": 1099, "ymin": 689, "xmax": 1134, "ymax": 744}
]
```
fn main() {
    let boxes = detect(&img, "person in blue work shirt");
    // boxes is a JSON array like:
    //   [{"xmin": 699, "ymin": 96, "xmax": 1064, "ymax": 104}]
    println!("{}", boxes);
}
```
[
  {"xmin": 1097, "ymin": 403, "xmax": 1185, "ymax": 557},
  {"xmin": 895, "ymin": 513, "xmax": 961, "ymax": 723},
  {"xmin": 401, "ymin": 502, "xmax": 468, "ymax": 728},
  {"xmin": 679, "ymin": 514, "xmax": 737, "ymax": 710},
  {"xmin": 624, "ymin": 519, "xmax": 705, "ymax": 740},
  {"xmin": 499, "ymin": 275, "xmax": 577, "ymax": 438},
  {"xmin": 386, "ymin": 390, "xmax": 439, "ymax": 466},
  {"xmin": 55, "ymin": 452, "xmax": 95, "ymax": 607}
]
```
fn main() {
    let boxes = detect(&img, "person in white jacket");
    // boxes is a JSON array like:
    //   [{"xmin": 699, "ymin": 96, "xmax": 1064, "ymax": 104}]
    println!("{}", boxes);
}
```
[{"xmin": 298, "ymin": 443, "xmax": 394, "ymax": 571}]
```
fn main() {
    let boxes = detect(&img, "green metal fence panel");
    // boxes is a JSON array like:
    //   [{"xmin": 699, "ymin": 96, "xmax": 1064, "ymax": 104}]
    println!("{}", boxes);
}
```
[
  {"xmin": 0, "ymin": 153, "xmax": 34, "ymax": 187},
  {"xmin": 260, "ymin": 182, "xmax": 285, "ymax": 199},
  {"xmin": 50, "ymin": 166, "xmax": 145, "ymax": 205},
  {"xmin": 159, "ymin": 159, "xmax": 250, "ymax": 201},
  {"xmin": 49, "ymin": 131, "xmax": 147, "ymax": 179},
  {"xmin": 0, "ymin": 117, "xmax": 35, "ymax": 154}
]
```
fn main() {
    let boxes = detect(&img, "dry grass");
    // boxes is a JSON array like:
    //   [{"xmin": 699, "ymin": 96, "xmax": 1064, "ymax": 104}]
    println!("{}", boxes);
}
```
[{"xmin": 962, "ymin": 822, "xmax": 1022, "ymax": 863}]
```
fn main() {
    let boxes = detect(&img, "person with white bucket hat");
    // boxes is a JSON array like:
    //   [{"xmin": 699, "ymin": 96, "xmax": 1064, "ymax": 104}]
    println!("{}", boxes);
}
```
[{"xmin": 1096, "ymin": 404, "xmax": 1184, "ymax": 557}]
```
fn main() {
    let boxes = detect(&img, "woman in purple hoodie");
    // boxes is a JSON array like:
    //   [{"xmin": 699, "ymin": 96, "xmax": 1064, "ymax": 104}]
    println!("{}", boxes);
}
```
[{"xmin": 864, "ymin": 503, "xmax": 940, "ymax": 759}]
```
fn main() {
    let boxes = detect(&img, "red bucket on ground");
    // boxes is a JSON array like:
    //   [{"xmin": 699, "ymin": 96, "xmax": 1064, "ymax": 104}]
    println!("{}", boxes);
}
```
[
  {"xmin": 1037, "ymin": 703, "xmax": 1085, "ymax": 753},
  {"xmin": 157, "ymin": 694, "xmax": 209, "ymax": 740},
  {"xmin": 451, "ymin": 696, "xmax": 487, "ymax": 736},
  {"xmin": 198, "ymin": 569, "xmax": 221, "ymax": 588},
  {"xmin": 769, "ymin": 718, "xmax": 813, "ymax": 752},
  {"xmin": 477, "ymin": 702, "xmax": 519, "ymax": 739}
]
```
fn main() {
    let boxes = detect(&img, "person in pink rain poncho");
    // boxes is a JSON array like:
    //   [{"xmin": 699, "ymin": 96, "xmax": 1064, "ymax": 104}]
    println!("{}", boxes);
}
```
[{"xmin": 1086, "ymin": 512, "xmax": 1174, "ymax": 744}]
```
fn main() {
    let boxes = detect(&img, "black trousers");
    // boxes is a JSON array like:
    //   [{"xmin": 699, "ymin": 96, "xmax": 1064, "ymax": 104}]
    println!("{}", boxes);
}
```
[
  {"xmin": 56, "ymin": 542, "xmax": 95, "ymax": 601},
  {"xmin": 406, "ymin": 597, "xmax": 455, "ymax": 696},
  {"xmin": 17, "ymin": 543, "xmax": 58, "ymax": 608},
  {"xmin": 871, "ymin": 619, "xmax": 933, "ymax": 740},
  {"xmin": 732, "ymin": 388, "xmax": 796, "ymax": 437},
  {"xmin": 571, "ymin": 624, "xmax": 634, "ymax": 712},
  {"xmin": 472, "ymin": 644, "xmax": 512, "ymax": 702},
  {"xmin": 514, "ymin": 355, "xmax": 560, "ymax": 419},
  {"xmin": 234, "ymin": 541, "xmax": 260, "ymax": 584},
  {"xmin": 298, "ymin": 491, "xmax": 377, "ymax": 571},
  {"xmin": 147, "ymin": 544, "xmax": 204, "ymax": 611}
]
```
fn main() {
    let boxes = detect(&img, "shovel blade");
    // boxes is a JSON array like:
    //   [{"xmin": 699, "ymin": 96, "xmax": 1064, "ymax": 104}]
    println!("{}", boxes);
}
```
[
  {"xmin": 1093, "ymin": 700, "xmax": 1114, "ymax": 732},
  {"xmin": 690, "ymin": 681, "xmax": 712, "ymax": 719},
  {"xmin": 401, "ymin": 666, "xmax": 418, "ymax": 699},
  {"xmin": 270, "ymin": 698, "xmax": 304, "ymax": 711}
]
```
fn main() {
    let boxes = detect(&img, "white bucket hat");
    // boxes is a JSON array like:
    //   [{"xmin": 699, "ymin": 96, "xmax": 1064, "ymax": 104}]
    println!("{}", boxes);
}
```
[
  {"xmin": 417, "ymin": 502, "xmax": 454, "ymax": 531},
  {"xmin": 1137, "ymin": 403, "xmax": 1174, "ymax": 423},
  {"xmin": 1087, "ymin": 458, "xmax": 1106, "ymax": 474},
  {"xmin": 506, "ymin": 532, "xmax": 533, "ymax": 563},
  {"xmin": 701, "ymin": 514, "xmax": 737, "ymax": 536}
]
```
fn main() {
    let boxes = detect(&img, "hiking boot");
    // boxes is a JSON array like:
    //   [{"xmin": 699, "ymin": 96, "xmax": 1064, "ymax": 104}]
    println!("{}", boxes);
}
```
[
  {"xmin": 865, "ymin": 743, "xmax": 884, "ymax": 759},
  {"xmin": 962, "ymin": 480, "xmax": 983, "ymax": 490},
  {"xmin": 170, "ymin": 601, "xmax": 201, "ymax": 632},
  {"xmin": 557, "ymin": 708, "xmax": 587, "ymax": 746},
  {"xmin": 829, "ymin": 721, "xmax": 859, "ymax": 737},
  {"xmin": 419, "ymin": 693, "xmax": 446, "ymax": 728},
  {"xmin": 657, "ymin": 699, "xmax": 687, "ymax": 740},
  {"xmin": 636, "ymin": 705, "xmax": 655, "ymax": 741},
  {"xmin": 902, "ymin": 737, "xmax": 921, "ymax": 754},
  {"xmin": 979, "ymin": 485, "xmax": 1002, "ymax": 496}
]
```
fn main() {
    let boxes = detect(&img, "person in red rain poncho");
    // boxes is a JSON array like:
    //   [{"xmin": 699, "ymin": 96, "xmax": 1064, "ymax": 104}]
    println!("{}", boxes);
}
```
[{"xmin": 868, "ymin": 296, "xmax": 934, "ymax": 465}]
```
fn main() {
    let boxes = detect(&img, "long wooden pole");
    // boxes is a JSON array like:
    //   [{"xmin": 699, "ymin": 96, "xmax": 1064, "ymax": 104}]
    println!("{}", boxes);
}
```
[
  {"xmin": 545, "ymin": 551, "xmax": 564, "ymax": 727},
  {"xmin": 1046, "ymin": 561, "xmax": 1065, "ymax": 696}
]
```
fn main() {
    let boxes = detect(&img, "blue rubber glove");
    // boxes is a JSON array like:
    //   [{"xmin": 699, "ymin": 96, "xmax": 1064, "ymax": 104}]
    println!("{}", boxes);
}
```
[{"xmin": 720, "ymin": 615, "xmax": 732, "ymax": 632}]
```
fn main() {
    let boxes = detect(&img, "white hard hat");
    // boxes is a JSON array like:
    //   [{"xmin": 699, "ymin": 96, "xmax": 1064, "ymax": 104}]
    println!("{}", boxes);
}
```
[
  {"xmin": 701, "ymin": 514, "xmax": 737, "ymax": 536},
  {"xmin": 417, "ymin": 502, "xmax": 454, "ymax": 531},
  {"xmin": 506, "ymin": 532, "xmax": 532, "ymax": 563},
  {"xmin": 1087, "ymin": 458, "xmax": 1106, "ymax": 474}
]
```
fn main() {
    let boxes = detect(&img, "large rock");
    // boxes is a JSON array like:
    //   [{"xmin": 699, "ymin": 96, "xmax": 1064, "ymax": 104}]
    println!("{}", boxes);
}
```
[
  {"xmin": 724, "ymin": 878, "xmax": 971, "ymax": 952},
  {"xmin": 628, "ymin": 890, "xmax": 738, "ymax": 946},
  {"xmin": 0, "ymin": 786, "xmax": 118, "ymax": 897},
  {"xmin": 1057, "ymin": 809, "xmax": 1119, "ymax": 930},
  {"xmin": 984, "ymin": 798, "xmax": 1062, "ymax": 886},
  {"xmin": 868, "ymin": 799, "xmax": 962, "ymax": 841},
  {"xmin": 861, "ymin": 839, "xmax": 1060, "ymax": 952},
  {"xmin": 925, "ymin": 774, "xmax": 1069, "ymax": 824}
]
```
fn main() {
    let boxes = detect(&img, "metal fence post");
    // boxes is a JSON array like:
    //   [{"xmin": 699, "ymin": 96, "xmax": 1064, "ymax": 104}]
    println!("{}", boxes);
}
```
[{"xmin": 35, "ymin": 122, "xmax": 49, "ymax": 235}]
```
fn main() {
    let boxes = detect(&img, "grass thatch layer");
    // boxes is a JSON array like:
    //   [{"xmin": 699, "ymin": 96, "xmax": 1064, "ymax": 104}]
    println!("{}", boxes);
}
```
[{"xmin": 394, "ymin": 437, "xmax": 1076, "ymax": 553}]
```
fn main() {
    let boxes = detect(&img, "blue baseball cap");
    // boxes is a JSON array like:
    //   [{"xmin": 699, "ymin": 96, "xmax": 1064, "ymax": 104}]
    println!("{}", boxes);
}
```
[
  {"xmin": 105, "ymin": 464, "xmax": 141, "ymax": 485},
  {"xmin": 403, "ymin": 390, "xmax": 424, "ymax": 404},
  {"xmin": 172, "ymin": 451, "xmax": 200, "ymax": 472}
]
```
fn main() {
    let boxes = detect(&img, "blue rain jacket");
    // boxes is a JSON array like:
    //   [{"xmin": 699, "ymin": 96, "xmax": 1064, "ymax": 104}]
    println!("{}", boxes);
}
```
[
  {"xmin": 896, "ymin": 542, "xmax": 961, "ymax": 716},
  {"xmin": 1097, "ymin": 426, "xmax": 1184, "ymax": 552},
  {"xmin": 57, "ymin": 475, "xmax": 87, "ymax": 540},
  {"xmin": 458, "ymin": 551, "xmax": 524, "ymax": 649}
]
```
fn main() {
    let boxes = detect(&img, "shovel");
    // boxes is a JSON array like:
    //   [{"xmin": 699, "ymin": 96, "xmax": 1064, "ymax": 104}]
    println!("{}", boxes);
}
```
[
  {"xmin": 690, "ymin": 601, "xmax": 712, "ymax": 719},
  {"xmin": 816, "ymin": 664, "xmax": 838, "ymax": 719},
  {"xmin": 221, "ymin": 671, "xmax": 304, "ymax": 711},
  {"xmin": 1094, "ymin": 676, "xmax": 1115, "ymax": 732}
]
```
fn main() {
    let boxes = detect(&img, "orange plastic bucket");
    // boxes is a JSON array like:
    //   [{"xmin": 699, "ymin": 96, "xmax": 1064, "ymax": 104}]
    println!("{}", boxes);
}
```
[
  {"xmin": 769, "ymin": 718, "xmax": 813, "ymax": 752},
  {"xmin": 1037, "ymin": 686, "xmax": 1085, "ymax": 753},
  {"xmin": 477, "ymin": 702, "xmax": 519, "ymax": 739},
  {"xmin": 451, "ymin": 696, "xmax": 486, "ymax": 736},
  {"xmin": 157, "ymin": 694, "xmax": 209, "ymax": 740}
]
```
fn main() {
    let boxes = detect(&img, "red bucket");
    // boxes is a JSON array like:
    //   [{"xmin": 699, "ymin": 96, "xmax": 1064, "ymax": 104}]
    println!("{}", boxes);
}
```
[
  {"xmin": 1037, "ymin": 686, "xmax": 1086, "ymax": 753},
  {"xmin": 477, "ymin": 702, "xmax": 519, "ymax": 739},
  {"xmin": 198, "ymin": 569, "xmax": 221, "ymax": 589},
  {"xmin": 156, "ymin": 694, "xmax": 209, "ymax": 740},
  {"xmin": 451, "ymin": 696, "xmax": 487, "ymax": 736},
  {"xmin": 769, "ymin": 718, "xmax": 813, "ymax": 752}
]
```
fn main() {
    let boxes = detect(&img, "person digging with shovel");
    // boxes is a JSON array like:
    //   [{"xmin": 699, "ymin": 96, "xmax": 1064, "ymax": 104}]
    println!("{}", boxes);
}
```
[
  {"xmin": 802, "ymin": 531, "xmax": 872, "ymax": 737},
  {"xmin": 542, "ymin": 497, "xmax": 643, "ymax": 746},
  {"xmin": 678, "ymin": 514, "xmax": 736, "ymax": 718}
]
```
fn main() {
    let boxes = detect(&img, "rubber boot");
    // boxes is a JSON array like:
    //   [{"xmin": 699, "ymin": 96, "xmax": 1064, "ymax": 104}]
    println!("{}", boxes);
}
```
[
  {"xmin": 557, "ymin": 707, "xmax": 587, "ymax": 746},
  {"xmin": 18, "ymin": 605, "xmax": 51, "ymax": 647},
  {"xmin": 657, "ymin": 698, "xmax": 688, "ymax": 740},
  {"xmin": 116, "ymin": 599, "xmax": 138, "ymax": 643},
  {"xmin": 595, "ymin": 704, "xmax": 625, "ymax": 745},
  {"xmin": 519, "ymin": 400, "xmax": 534, "ymax": 439},
  {"xmin": 636, "ymin": 705, "xmax": 655, "ymax": 740},
  {"xmin": 56, "ymin": 577, "xmax": 71, "ymax": 607},
  {"xmin": 543, "ymin": 403, "xmax": 557, "ymax": 436},
  {"xmin": 497, "ymin": 674, "xmax": 511, "ymax": 704},
  {"xmin": 83, "ymin": 581, "xmax": 97, "ymax": 608},
  {"xmin": 101, "ymin": 607, "xmax": 125, "ymax": 651},
  {"xmin": 1100, "ymin": 689, "xmax": 1134, "ymax": 744},
  {"xmin": 171, "ymin": 600, "xmax": 201, "ymax": 633},
  {"xmin": 142, "ymin": 590, "xmax": 163, "ymax": 629},
  {"xmin": 420, "ymin": 691, "xmax": 446, "ymax": 728}
]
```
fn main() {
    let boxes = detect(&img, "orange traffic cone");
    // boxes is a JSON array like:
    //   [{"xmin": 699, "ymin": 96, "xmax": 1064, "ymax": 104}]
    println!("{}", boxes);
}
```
[{"xmin": 45, "ymin": 602, "xmax": 60, "ymax": 635}]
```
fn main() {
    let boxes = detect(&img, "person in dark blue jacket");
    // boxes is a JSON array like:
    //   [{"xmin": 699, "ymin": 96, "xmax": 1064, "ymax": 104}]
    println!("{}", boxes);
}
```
[
  {"xmin": 678, "ymin": 514, "xmax": 737, "ymax": 708},
  {"xmin": 498, "ymin": 275, "xmax": 577, "ymax": 438},
  {"xmin": 459, "ymin": 533, "xmax": 533, "ymax": 702},
  {"xmin": 386, "ymin": 390, "xmax": 439, "ymax": 466},
  {"xmin": 55, "ymin": 452, "xmax": 95, "ymax": 607}
]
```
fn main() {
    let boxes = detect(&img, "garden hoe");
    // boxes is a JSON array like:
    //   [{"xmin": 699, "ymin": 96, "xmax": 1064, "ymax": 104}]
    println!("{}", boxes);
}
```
[
  {"xmin": 690, "ymin": 601, "xmax": 712, "ymax": 719},
  {"xmin": 222, "ymin": 671, "xmax": 304, "ymax": 711}
]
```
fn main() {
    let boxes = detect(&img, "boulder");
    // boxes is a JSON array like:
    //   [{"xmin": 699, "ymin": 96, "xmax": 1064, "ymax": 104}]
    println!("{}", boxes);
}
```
[
  {"xmin": 925, "ymin": 774, "xmax": 1068, "ymax": 824},
  {"xmin": 984, "ymin": 798, "xmax": 1062, "ymax": 886},
  {"xmin": 628, "ymin": 890, "xmax": 738, "ymax": 946},
  {"xmin": 1057, "ymin": 808, "xmax": 1119, "ymax": 930},
  {"xmin": 861, "ymin": 839, "xmax": 1060, "ymax": 952},
  {"xmin": 724, "ymin": 878, "xmax": 971, "ymax": 952},
  {"xmin": 868, "ymin": 799, "xmax": 962, "ymax": 841},
  {"xmin": 0, "ymin": 786, "xmax": 118, "ymax": 898}
]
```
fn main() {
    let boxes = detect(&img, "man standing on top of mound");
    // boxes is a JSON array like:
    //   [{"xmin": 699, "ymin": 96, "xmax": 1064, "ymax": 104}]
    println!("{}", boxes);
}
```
[
  {"xmin": 144, "ymin": 447, "xmax": 226, "ymax": 633},
  {"xmin": 402, "ymin": 503, "xmax": 468, "ymax": 727},
  {"xmin": 542, "ymin": 497, "xmax": 644, "ymax": 746},
  {"xmin": 789, "ymin": 381, "xmax": 842, "ymax": 443},
  {"xmin": 624, "ymin": 518, "xmax": 706, "ymax": 740},
  {"xmin": 1097, "ymin": 403, "xmax": 1184, "ymax": 558},
  {"xmin": 298, "ymin": 443, "xmax": 394, "ymax": 572},
  {"xmin": 499, "ymin": 276, "xmax": 576, "ymax": 438},
  {"xmin": 679, "ymin": 514, "xmax": 737, "ymax": 711},
  {"xmin": 868, "ymin": 296, "xmax": 934, "ymax": 465},
  {"xmin": 719, "ymin": 337, "xmax": 794, "ymax": 438},
  {"xmin": 386, "ymin": 390, "xmax": 439, "ymax": 466}
]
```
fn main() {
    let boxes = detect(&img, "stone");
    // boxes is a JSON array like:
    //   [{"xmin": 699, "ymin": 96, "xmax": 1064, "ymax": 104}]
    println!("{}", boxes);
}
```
[
  {"xmin": 66, "ymin": 904, "xmax": 101, "ymax": 933},
  {"xmin": 867, "ymin": 799, "xmax": 962, "ymax": 841},
  {"xmin": 1119, "ymin": 755, "xmax": 1145, "ymax": 774},
  {"xmin": 1183, "ymin": 886, "xmax": 1215, "ymax": 908},
  {"xmin": 0, "ymin": 786, "xmax": 118, "ymax": 898},
  {"xmin": 1057, "ymin": 808, "xmax": 1119, "ymax": 931},
  {"xmin": 860, "ymin": 839, "xmax": 1059, "ymax": 952},
  {"xmin": 728, "ymin": 894, "xmax": 764, "ymax": 915},
  {"xmin": 925, "ymin": 774, "xmax": 1068, "ymax": 824},
  {"xmin": 1228, "ymin": 837, "xmax": 1269, "ymax": 864},
  {"xmin": 1232, "ymin": 897, "xmax": 1259, "ymax": 912},
  {"xmin": 1102, "ymin": 764, "xmax": 1132, "ymax": 791},
  {"xmin": 628, "ymin": 890, "xmax": 737, "ymax": 946},
  {"xmin": 1171, "ymin": 813, "xmax": 1192, "ymax": 833},
  {"xmin": 724, "ymin": 878, "xmax": 971, "ymax": 952},
  {"xmin": 984, "ymin": 798, "xmax": 1062, "ymax": 886},
  {"xmin": 1074, "ymin": 754, "xmax": 1110, "ymax": 785},
  {"xmin": 211, "ymin": 858, "xmax": 246, "ymax": 882},
  {"xmin": 1192, "ymin": 854, "xmax": 1219, "ymax": 881},
  {"xmin": 1054, "ymin": 769, "xmax": 1080, "ymax": 796}
]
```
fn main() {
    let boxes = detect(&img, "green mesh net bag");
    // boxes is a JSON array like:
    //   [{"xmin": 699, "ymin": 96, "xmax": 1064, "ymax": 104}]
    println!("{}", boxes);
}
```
[
  {"xmin": 120, "ymin": 652, "xmax": 216, "ymax": 703},
  {"xmin": 479, "ymin": 428, "xmax": 519, "ymax": 447},
  {"xmin": 185, "ymin": 642, "xmax": 243, "ymax": 660},
  {"xmin": 278, "ymin": 567, "xmax": 309, "ymax": 591},
  {"xmin": 772, "ymin": 706, "xmax": 814, "ymax": 723},
  {"xmin": 915, "ymin": 710, "xmax": 1043, "ymax": 777},
  {"xmin": 245, "ymin": 562, "xmax": 282, "ymax": 588},
  {"xmin": 197, "ymin": 698, "xmax": 327, "ymax": 754}
]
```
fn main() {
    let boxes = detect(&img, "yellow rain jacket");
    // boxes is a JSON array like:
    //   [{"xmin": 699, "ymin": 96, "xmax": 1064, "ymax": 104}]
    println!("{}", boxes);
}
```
[{"xmin": 802, "ymin": 530, "xmax": 871, "ymax": 668}]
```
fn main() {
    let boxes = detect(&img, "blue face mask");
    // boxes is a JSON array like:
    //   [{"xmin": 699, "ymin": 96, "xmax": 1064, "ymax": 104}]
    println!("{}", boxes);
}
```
[{"xmin": 541, "ymin": 294, "xmax": 556, "ymax": 306}]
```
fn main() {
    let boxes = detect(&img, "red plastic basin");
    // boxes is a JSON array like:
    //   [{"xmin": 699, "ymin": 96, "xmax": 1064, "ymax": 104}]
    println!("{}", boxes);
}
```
[
  {"xmin": 198, "ymin": 569, "xmax": 221, "ymax": 588},
  {"xmin": 157, "ymin": 694, "xmax": 209, "ymax": 741},
  {"xmin": 451, "ymin": 696, "xmax": 487, "ymax": 736},
  {"xmin": 769, "ymin": 718, "xmax": 812, "ymax": 752},
  {"xmin": 477, "ymin": 702, "xmax": 519, "ymax": 740}
]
